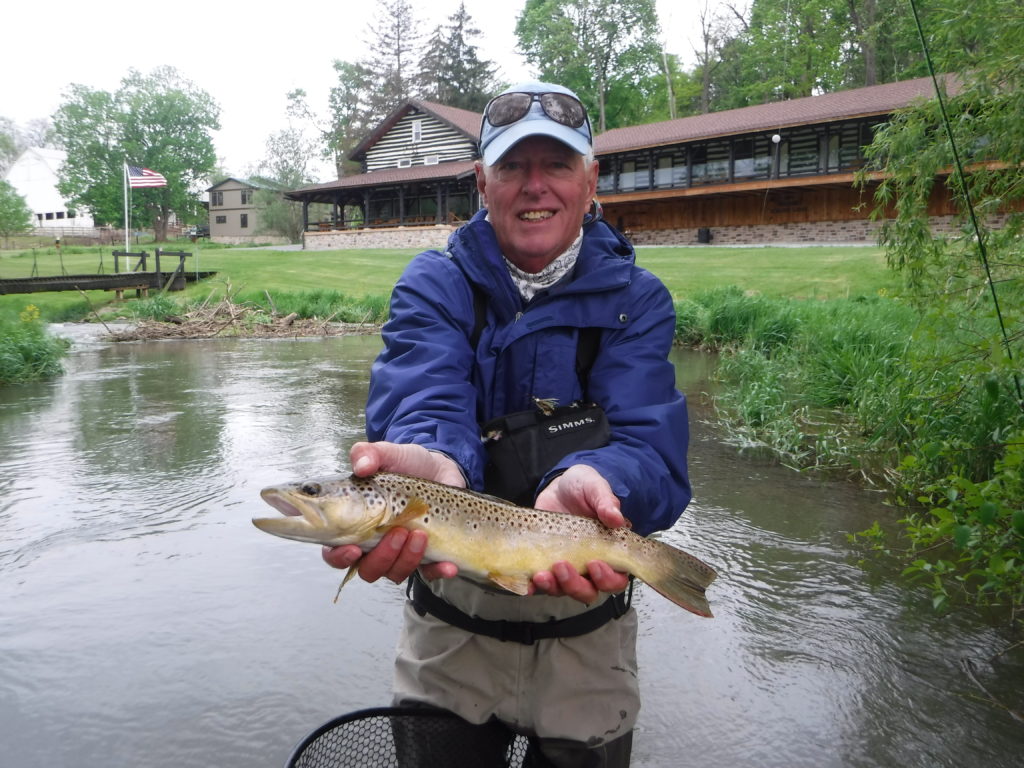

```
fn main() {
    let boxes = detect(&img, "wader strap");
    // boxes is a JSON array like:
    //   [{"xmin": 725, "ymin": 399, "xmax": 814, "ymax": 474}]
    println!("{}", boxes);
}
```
[{"xmin": 407, "ymin": 572, "xmax": 633, "ymax": 646}]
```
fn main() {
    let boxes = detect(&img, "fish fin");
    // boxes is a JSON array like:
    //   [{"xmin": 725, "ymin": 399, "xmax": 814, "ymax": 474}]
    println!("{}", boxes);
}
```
[
  {"xmin": 635, "ymin": 541, "xmax": 719, "ymax": 618},
  {"xmin": 378, "ymin": 496, "xmax": 431, "ymax": 530},
  {"xmin": 332, "ymin": 565, "xmax": 360, "ymax": 604},
  {"xmin": 488, "ymin": 573, "xmax": 532, "ymax": 596}
]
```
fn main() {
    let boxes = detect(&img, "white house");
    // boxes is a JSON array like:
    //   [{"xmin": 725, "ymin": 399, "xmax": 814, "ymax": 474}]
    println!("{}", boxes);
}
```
[{"xmin": 4, "ymin": 147, "xmax": 94, "ymax": 229}]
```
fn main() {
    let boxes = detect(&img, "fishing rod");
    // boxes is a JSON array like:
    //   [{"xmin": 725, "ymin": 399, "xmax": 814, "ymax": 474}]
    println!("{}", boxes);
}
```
[{"xmin": 907, "ymin": 0, "xmax": 1024, "ymax": 408}]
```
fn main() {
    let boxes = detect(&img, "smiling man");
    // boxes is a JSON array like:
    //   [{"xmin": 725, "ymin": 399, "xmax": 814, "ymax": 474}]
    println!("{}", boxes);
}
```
[{"xmin": 322, "ymin": 82, "xmax": 691, "ymax": 767}]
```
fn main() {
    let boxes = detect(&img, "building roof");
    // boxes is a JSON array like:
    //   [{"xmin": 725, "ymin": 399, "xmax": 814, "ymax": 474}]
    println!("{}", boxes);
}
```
[
  {"xmin": 350, "ymin": 99, "xmax": 481, "ymax": 161},
  {"xmin": 285, "ymin": 160, "xmax": 477, "ymax": 200},
  {"xmin": 287, "ymin": 75, "xmax": 954, "ymax": 200},
  {"xmin": 206, "ymin": 176, "xmax": 286, "ymax": 192},
  {"xmin": 594, "ymin": 75, "xmax": 954, "ymax": 154}
]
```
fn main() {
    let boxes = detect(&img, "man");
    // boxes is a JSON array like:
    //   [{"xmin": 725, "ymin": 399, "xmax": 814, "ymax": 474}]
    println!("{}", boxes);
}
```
[{"xmin": 324, "ymin": 82, "xmax": 691, "ymax": 766}]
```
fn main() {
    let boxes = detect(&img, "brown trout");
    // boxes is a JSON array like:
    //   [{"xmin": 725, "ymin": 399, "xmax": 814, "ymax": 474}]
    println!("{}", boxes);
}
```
[{"xmin": 254, "ymin": 472, "xmax": 718, "ymax": 617}]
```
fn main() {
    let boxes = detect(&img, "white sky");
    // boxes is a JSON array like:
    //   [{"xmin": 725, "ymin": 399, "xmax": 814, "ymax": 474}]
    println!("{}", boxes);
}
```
[{"xmin": 2, "ymin": 0, "xmax": 710, "ymax": 183}]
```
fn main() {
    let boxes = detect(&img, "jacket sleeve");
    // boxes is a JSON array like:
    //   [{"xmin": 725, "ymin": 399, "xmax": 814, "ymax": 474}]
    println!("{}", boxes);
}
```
[
  {"xmin": 543, "ymin": 271, "xmax": 691, "ymax": 536},
  {"xmin": 364, "ymin": 251, "xmax": 488, "ymax": 484}
]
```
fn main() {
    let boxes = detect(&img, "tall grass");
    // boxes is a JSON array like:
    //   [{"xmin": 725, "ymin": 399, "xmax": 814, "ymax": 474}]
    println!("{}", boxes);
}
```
[
  {"xmin": 679, "ymin": 288, "xmax": 1024, "ymax": 613},
  {"xmin": 0, "ymin": 305, "xmax": 69, "ymax": 384}
]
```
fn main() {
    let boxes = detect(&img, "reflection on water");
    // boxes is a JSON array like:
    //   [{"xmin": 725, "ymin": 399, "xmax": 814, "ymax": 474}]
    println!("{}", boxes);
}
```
[{"xmin": 0, "ymin": 333, "xmax": 1020, "ymax": 768}]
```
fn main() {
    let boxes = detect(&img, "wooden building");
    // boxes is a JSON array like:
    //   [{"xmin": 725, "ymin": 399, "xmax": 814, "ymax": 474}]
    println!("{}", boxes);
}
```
[
  {"xmin": 285, "ymin": 101, "xmax": 482, "ymax": 249},
  {"xmin": 286, "ymin": 76, "xmax": 962, "ymax": 249}
]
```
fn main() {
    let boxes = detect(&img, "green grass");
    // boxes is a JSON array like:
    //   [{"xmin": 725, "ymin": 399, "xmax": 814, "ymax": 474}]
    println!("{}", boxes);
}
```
[
  {"xmin": 0, "ymin": 241, "xmax": 895, "ymax": 322},
  {"xmin": 635, "ymin": 245, "xmax": 897, "ymax": 300}
]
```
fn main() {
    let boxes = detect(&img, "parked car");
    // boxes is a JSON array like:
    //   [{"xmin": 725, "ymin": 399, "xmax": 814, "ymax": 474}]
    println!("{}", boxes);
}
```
[{"xmin": 187, "ymin": 224, "xmax": 210, "ymax": 238}]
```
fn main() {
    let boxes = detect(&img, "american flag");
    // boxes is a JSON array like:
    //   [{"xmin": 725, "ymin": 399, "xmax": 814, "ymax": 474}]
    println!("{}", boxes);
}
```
[{"xmin": 126, "ymin": 165, "xmax": 168, "ymax": 188}]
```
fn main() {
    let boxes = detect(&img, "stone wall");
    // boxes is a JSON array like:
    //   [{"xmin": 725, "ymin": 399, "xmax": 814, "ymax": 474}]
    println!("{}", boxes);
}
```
[
  {"xmin": 304, "ymin": 225, "xmax": 455, "ymax": 250},
  {"xmin": 212, "ymin": 234, "xmax": 292, "ymax": 246},
  {"xmin": 628, "ymin": 214, "xmax": 1008, "ymax": 246}
]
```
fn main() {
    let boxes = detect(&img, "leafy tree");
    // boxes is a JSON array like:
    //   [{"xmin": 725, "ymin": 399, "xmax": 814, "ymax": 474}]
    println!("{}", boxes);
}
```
[
  {"xmin": 858, "ymin": 0, "xmax": 1024, "ymax": 614},
  {"xmin": 515, "ymin": 0, "xmax": 663, "ymax": 132},
  {"xmin": 53, "ymin": 66, "xmax": 220, "ymax": 240},
  {"xmin": 253, "ymin": 127, "xmax": 319, "ymax": 243},
  {"xmin": 418, "ymin": 2, "xmax": 498, "ymax": 111},
  {"xmin": 0, "ymin": 180, "xmax": 33, "ymax": 247},
  {"xmin": 0, "ymin": 118, "xmax": 20, "ymax": 176}
]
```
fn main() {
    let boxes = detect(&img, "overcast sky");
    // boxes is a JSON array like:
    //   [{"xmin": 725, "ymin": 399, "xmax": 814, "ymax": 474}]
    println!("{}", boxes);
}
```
[{"xmin": 3, "ymin": 0, "xmax": 710, "ymax": 182}]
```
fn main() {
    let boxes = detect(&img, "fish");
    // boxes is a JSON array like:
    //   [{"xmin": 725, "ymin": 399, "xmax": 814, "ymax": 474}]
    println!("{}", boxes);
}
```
[{"xmin": 254, "ymin": 472, "xmax": 718, "ymax": 618}]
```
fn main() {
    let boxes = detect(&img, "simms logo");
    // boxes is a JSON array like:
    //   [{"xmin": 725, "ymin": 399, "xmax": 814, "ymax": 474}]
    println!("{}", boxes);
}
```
[{"xmin": 547, "ymin": 416, "xmax": 596, "ymax": 435}]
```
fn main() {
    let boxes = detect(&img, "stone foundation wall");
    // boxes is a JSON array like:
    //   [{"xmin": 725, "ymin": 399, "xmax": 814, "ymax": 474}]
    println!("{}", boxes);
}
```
[
  {"xmin": 628, "ymin": 214, "xmax": 1008, "ymax": 246},
  {"xmin": 212, "ymin": 235, "xmax": 292, "ymax": 246},
  {"xmin": 304, "ymin": 225, "xmax": 455, "ymax": 250}
]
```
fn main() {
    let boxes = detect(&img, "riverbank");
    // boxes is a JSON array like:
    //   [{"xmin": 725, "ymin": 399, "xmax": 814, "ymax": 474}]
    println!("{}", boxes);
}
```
[{"xmin": 99, "ymin": 296, "xmax": 380, "ymax": 341}]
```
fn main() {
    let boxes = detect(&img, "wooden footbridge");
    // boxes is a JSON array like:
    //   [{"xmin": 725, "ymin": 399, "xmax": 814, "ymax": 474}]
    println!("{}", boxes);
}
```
[{"xmin": 0, "ymin": 249, "xmax": 216, "ymax": 297}]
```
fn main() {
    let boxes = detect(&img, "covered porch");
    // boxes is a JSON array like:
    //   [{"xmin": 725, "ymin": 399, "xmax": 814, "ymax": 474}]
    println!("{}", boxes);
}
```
[{"xmin": 285, "ymin": 161, "xmax": 481, "ymax": 247}]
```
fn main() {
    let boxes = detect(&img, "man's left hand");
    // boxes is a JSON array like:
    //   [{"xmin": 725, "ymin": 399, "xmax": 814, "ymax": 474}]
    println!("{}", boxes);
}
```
[{"xmin": 531, "ymin": 464, "xmax": 631, "ymax": 603}]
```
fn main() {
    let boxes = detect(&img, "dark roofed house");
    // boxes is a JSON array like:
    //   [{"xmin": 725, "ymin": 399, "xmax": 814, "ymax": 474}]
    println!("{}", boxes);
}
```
[
  {"xmin": 285, "ymin": 101, "xmax": 482, "ymax": 250},
  {"xmin": 287, "ymin": 76, "xmax": 974, "ymax": 249}
]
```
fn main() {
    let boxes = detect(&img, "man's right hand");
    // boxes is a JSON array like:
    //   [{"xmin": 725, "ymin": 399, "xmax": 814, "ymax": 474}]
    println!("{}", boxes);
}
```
[{"xmin": 320, "ymin": 441, "xmax": 462, "ymax": 584}]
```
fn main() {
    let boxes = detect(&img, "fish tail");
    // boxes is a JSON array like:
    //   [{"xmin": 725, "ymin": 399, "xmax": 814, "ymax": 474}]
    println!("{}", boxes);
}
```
[{"xmin": 634, "ymin": 542, "xmax": 718, "ymax": 618}]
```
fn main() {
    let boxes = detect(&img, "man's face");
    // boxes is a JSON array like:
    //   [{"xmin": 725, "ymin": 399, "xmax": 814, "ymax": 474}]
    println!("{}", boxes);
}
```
[{"xmin": 475, "ymin": 136, "xmax": 598, "ymax": 274}]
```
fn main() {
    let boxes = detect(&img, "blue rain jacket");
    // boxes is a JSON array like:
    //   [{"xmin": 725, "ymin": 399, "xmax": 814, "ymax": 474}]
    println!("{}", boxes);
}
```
[{"xmin": 365, "ymin": 210, "xmax": 690, "ymax": 536}]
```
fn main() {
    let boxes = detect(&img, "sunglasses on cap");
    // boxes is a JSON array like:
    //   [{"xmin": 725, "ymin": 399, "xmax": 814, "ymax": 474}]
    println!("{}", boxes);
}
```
[{"xmin": 484, "ymin": 91, "xmax": 589, "ymax": 129}]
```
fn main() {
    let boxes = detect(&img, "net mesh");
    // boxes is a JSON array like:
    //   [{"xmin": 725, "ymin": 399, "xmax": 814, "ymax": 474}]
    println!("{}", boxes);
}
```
[{"xmin": 286, "ymin": 707, "xmax": 531, "ymax": 768}]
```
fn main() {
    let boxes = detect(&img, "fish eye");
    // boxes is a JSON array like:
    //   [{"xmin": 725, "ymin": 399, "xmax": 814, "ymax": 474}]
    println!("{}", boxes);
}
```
[{"xmin": 300, "ymin": 482, "xmax": 323, "ymax": 496}]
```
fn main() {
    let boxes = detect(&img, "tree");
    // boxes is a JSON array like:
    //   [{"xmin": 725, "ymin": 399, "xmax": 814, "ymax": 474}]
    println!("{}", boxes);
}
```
[
  {"xmin": 418, "ymin": 2, "xmax": 498, "ymax": 111},
  {"xmin": 53, "ymin": 66, "xmax": 220, "ymax": 240},
  {"xmin": 0, "ymin": 180, "xmax": 33, "ymax": 248},
  {"xmin": 515, "ymin": 0, "xmax": 663, "ymax": 132},
  {"xmin": 252, "ymin": 127, "xmax": 319, "ymax": 243},
  {"xmin": 858, "ymin": 0, "xmax": 1024, "ymax": 614},
  {"xmin": 360, "ymin": 0, "xmax": 423, "ymax": 124}
]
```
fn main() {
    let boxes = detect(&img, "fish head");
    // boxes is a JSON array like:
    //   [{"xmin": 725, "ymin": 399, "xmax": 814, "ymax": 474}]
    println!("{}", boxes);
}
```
[{"xmin": 254, "ymin": 474, "xmax": 391, "ymax": 547}]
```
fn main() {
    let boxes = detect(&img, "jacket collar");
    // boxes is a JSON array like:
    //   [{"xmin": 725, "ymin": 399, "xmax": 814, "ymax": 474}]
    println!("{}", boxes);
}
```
[{"xmin": 447, "ymin": 210, "xmax": 635, "ymax": 316}]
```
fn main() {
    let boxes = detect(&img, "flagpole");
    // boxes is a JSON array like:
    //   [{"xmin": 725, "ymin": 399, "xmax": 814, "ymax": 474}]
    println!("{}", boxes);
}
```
[{"xmin": 123, "ymin": 161, "xmax": 129, "ymax": 261}]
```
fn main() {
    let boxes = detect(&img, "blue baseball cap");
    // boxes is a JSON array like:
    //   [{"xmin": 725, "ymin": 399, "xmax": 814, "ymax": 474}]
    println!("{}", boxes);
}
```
[{"xmin": 479, "ymin": 81, "xmax": 593, "ymax": 166}]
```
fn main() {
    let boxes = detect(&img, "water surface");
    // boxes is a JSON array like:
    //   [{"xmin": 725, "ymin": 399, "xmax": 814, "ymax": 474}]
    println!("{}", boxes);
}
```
[{"xmin": 0, "ymin": 328, "xmax": 1020, "ymax": 767}]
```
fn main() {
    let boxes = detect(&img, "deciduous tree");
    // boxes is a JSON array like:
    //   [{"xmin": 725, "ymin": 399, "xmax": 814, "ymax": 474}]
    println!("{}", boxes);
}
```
[
  {"xmin": 515, "ymin": 0, "xmax": 662, "ymax": 132},
  {"xmin": 0, "ymin": 180, "xmax": 33, "ymax": 247},
  {"xmin": 53, "ymin": 66, "xmax": 220, "ymax": 240}
]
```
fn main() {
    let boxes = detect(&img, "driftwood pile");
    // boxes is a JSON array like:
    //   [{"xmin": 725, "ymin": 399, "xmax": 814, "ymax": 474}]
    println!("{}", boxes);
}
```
[{"xmin": 106, "ymin": 293, "xmax": 379, "ymax": 342}]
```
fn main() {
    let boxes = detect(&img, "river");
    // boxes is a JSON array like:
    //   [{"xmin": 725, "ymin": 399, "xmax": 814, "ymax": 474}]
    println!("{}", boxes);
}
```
[{"xmin": 0, "ymin": 327, "xmax": 1020, "ymax": 767}]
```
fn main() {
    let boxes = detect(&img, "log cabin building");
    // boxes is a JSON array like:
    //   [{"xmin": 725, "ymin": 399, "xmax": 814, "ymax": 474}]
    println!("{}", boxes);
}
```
[{"xmin": 286, "ymin": 76, "xmax": 965, "ymax": 249}]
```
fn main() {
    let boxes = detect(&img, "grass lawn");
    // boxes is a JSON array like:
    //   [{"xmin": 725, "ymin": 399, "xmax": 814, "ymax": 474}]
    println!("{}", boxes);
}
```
[{"xmin": 0, "ymin": 240, "xmax": 898, "ymax": 320}]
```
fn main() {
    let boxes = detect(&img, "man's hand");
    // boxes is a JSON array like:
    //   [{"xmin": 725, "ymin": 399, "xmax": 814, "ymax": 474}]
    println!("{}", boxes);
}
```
[
  {"xmin": 531, "ymin": 464, "xmax": 631, "ymax": 603},
  {"xmin": 321, "ymin": 441, "xmax": 461, "ymax": 584}
]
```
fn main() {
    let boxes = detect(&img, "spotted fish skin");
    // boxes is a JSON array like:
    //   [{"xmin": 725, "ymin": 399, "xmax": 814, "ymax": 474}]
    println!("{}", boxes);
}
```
[{"xmin": 255, "ymin": 472, "xmax": 718, "ymax": 617}]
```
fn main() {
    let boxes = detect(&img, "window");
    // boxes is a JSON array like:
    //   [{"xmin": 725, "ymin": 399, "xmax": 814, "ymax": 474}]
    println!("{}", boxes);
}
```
[
  {"xmin": 597, "ymin": 158, "xmax": 615, "ymax": 193},
  {"xmin": 67, "ymin": 209, "xmax": 77, "ymax": 219},
  {"xmin": 424, "ymin": 155, "xmax": 440, "ymax": 165},
  {"xmin": 215, "ymin": 215, "xmax": 227, "ymax": 224},
  {"xmin": 36, "ymin": 213, "xmax": 43, "ymax": 222},
  {"xmin": 45, "ymin": 212, "xmax": 54, "ymax": 220},
  {"xmin": 397, "ymin": 157, "xmax": 412, "ymax": 168},
  {"xmin": 56, "ymin": 212, "xmax": 65, "ymax": 219},
  {"xmin": 240, "ymin": 213, "xmax": 248, "ymax": 228},
  {"xmin": 655, "ymin": 150, "xmax": 687, "ymax": 188},
  {"xmin": 241, "ymin": 189, "xmax": 253, "ymax": 205},
  {"xmin": 411, "ymin": 119, "xmax": 423, "ymax": 143},
  {"xmin": 212, "ymin": 191, "xmax": 224, "ymax": 206}
]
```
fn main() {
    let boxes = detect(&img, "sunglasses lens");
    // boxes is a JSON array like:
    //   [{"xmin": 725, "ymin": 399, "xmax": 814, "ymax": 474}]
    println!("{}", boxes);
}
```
[
  {"xmin": 540, "ymin": 93, "xmax": 586, "ymax": 128},
  {"xmin": 487, "ymin": 93, "xmax": 533, "ymax": 127}
]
